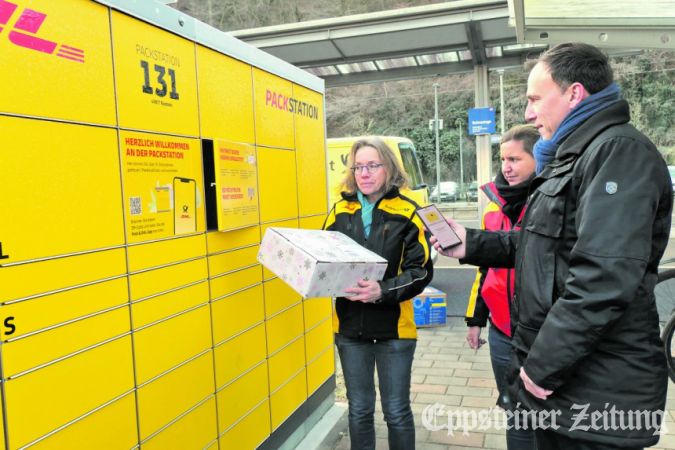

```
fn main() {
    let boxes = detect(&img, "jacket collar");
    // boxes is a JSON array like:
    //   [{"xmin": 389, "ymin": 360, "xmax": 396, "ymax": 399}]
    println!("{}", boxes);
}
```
[
  {"xmin": 480, "ymin": 181, "xmax": 504, "ymax": 207},
  {"xmin": 341, "ymin": 186, "xmax": 400, "ymax": 203},
  {"xmin": 556, "ymin": 99, "xmax": 630, "ymax": 160}
]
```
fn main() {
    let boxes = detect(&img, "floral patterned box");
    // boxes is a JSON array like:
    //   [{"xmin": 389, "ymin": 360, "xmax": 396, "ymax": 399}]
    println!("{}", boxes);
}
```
[{"xmin": 257, "ymin": 227, "xmax": 388, "ymax": 298}]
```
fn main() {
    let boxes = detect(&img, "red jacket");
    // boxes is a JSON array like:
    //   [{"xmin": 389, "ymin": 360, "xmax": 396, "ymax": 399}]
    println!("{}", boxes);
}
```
[{"xmin": 465, "ymin": 182, "xmax": 526, "ymax": 336}]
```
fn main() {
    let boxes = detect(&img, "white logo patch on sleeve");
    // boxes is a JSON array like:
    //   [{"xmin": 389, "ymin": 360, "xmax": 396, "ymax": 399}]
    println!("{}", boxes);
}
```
[{"xmin": 605, "ymin": 181, "xmax": 618, "ymax": 194}]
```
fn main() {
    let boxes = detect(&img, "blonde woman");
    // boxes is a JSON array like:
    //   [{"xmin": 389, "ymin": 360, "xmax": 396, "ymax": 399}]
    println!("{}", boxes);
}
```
[{"xmin": 323, "ymin": 137, "xmax": 433, "ymax": 450}]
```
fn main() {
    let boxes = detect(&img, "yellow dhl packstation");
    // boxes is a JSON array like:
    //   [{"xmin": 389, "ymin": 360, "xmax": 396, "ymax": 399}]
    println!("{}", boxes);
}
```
[{"xmin": 0, "ymin": 0, "xmax": 334, "ymax": 448}]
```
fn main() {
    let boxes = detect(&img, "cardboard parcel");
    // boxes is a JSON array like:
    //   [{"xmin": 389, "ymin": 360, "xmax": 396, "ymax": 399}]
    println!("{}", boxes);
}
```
[{"xmin": 257, "ymin": 227, "xmax": 388, "ymax": 298}]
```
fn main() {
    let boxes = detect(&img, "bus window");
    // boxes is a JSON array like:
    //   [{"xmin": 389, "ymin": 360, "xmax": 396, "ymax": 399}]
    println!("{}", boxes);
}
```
[{"xmin": 398, "ymin": 142, "xmax": 425, "ymax": 190}]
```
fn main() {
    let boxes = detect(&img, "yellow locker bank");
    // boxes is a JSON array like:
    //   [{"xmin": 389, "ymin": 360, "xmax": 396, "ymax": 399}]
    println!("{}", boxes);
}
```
[{"xmin": 0, "ymin": 0, "xmax": 333, "ymax": 448}]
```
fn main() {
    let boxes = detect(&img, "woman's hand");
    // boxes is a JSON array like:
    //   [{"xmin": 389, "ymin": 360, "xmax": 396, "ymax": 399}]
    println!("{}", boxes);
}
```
[
  {"xmin": 344, "ymin": 279, "xmax": 383, "ymax": 303},
  {"xmin": 466, "ymin": 326, "xmax": 486, "ymax": 350},
  {"xmin": 429, "ymin": 218, "xmax": 467, "ymax": 259}
]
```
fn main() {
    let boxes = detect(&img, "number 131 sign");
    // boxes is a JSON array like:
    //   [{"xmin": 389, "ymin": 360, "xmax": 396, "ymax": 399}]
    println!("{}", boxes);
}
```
[
  {"xmin": 112, "ymin": 11, "xmax": 198, "ymax": 137},
  {"xmin": 140, "ymin": 60, "xmax": 179, "ymax": 100}
]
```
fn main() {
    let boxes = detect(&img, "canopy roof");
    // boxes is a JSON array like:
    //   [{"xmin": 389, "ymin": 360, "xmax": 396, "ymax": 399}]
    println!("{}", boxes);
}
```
[{"xmin": 231, "ymin": 1, "xmax": 544, "ymax": 87}]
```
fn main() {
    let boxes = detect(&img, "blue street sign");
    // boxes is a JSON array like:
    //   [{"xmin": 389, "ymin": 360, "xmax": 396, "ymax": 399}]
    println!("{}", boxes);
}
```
[{"xmin": 468, "ymin": 107, "xmax": 496, "ymax": 135}]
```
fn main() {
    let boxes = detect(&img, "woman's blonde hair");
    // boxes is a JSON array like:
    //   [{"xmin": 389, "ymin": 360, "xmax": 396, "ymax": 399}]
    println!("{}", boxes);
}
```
[{"xmin": 340, "ymin": 137, "xmax": 410, "ymax": 196}]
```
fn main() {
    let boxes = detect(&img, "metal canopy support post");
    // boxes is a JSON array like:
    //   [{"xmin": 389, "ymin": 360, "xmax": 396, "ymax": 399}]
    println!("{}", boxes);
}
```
[
  {"xmin": 498, "ymin": 69, "xmax": 505, "ymax": 134},
  {"xmin": 474, "ymin": 64, "xmax": 491, "ymax": 216},
  {"xmin": 458, "ymin": 119, "xmax": 464, "ymax": 201},
  {"xmin": 465, "ymin": 22, "xmax": 487, "ymax": 66},
  {"xmin": 433, "ymin": 83, "xmax": 441, "ymax": 203}
]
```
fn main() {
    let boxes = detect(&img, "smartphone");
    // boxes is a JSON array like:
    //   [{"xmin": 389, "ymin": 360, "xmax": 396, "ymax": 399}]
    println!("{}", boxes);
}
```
[
  {"xmin": 416, "ymin": 204, "xmax": 462, "ymax": 250},
  {"xmin": 173, "ymin": 177, "xmax": 197, "ymax": 235}
]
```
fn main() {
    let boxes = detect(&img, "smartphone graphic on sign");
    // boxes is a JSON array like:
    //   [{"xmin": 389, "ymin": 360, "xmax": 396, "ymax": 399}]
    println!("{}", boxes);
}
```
[
  {"xmin": 416, "ymin": 204, "xmax": 462, "ymax": 250},
  {"xmin": 173, "ymin": 177, "xmax": 197, "ymax": 235}
]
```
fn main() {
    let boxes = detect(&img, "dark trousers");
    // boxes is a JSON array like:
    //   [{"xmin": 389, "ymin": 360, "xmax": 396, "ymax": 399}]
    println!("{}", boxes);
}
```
[
  {"xmin": 335, "ymin": 333, "xmax": 416, "ymax": 450},
  {"xmin": 488, "ymin": 324, "xmax": 537, "ymax": 450},
  {"xmin": 535, "ymin": 428, "xmax": 644, "ymax": 450}
]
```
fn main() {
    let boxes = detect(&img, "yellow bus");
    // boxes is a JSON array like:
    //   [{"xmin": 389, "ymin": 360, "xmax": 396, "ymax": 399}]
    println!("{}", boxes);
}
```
[{"xmin": 327, "ymin": 136, "xmax": 429, "ymax": 207}]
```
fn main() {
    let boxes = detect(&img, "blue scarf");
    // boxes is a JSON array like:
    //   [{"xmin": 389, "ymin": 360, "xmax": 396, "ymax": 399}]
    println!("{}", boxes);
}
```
[
  {"xmin": 533, "ymin": 83, "xmax": 621, "ymax": 174},
  {"xmin": 357, "ymin": 191, "xmax": 376, "ymax": 238}
]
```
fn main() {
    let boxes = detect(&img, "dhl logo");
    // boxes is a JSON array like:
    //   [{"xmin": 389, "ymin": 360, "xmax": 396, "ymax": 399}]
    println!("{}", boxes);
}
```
[{"xmin": 0, "ymin": 0, "xmax": 85, "ymax": 63}]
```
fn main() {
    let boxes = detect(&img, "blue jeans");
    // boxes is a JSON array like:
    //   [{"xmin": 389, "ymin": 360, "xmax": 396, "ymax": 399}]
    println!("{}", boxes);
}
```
[
  {"xmin": 335, "ymin": 334, "xmax": 416, "ymax": 450},
  {"xmin": 489, "ymin": 323, "xmax": 537, "ymax": 450}
]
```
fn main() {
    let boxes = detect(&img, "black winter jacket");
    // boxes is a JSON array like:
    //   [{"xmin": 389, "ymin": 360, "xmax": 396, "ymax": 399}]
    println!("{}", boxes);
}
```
[
  {"xmin": 462, "ymin": 101, "xmax": 672, "ymax": 446},
  {"xmin": 323, "ymin": 188, "xmax": 433, "ymax": 340}
]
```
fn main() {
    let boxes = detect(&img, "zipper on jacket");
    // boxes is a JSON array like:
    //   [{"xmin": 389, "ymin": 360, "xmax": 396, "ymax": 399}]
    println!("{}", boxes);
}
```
[
  {"xmin": 381, "ymin": 221, "xmax": 390, "ymax": 255},
  {"xmin": 359, "ymin": 207, "xmax": 368, "ymax": 337},
  {"xmin": 505, "ymin": 214, "xmax": 515, "ymax": 305},
  {"xmin": 358, "ymin": 208, "xmax": 388, "ymax": 337},
  {"xmin": 506, "ymin": 270, "xmax": 513, "ymax": 303}
]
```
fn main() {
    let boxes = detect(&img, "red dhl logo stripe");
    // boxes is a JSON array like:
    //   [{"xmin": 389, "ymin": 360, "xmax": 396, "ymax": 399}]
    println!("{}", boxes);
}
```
[{"xmin": 0, "ymin": 0, "xmax": 85, "ymax": 63}]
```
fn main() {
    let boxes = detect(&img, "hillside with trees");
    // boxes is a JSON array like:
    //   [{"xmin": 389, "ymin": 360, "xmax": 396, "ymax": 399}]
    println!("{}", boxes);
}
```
[
  {"xmin": 326, "ymin": 51, "xmax": 675, "ymax": 182},
  {"xmin": 173, "ymin": 0, "xmax": 450, "ymax": 30},
  {"xmin": 173, "ymin": 0, "xmax": 675, "ymax": 184}
]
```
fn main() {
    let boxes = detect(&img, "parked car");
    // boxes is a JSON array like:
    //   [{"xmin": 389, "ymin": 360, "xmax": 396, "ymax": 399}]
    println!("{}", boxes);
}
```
[
  {"xmin": 466, "ymin": 181, "xmax": 478, "ymax": 202},
  {"xmin": 430, "ymin": 181, "xmax": 458, "ymax": 203}
]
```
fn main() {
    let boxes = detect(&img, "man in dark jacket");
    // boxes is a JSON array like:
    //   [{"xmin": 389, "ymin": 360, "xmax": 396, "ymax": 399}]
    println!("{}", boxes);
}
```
[{"xmin": 432, "ymin": 42, "xmax": 672, "ymax": 449}]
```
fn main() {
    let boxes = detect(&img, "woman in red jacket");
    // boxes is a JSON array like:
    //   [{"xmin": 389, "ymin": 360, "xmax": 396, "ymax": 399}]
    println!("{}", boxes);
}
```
[{"xmin": 465, "ymin": 124, "xmax": 538, "ymax": 450}]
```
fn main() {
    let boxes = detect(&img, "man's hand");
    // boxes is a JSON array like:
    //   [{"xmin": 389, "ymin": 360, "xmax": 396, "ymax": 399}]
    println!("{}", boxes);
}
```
[
  {"xmin": 344, "ymin": 279, "xmax": 383, "ymax": 303},
  {"xmin": 429, "ymin": 218, "xmax": 467, "ymax": 259},
  {"xmin": 466, "ymin": 326, "xmax": 486, "ymax": 350},
  {"xmin": 520, "ymin": 367, "xmax": 553, "ymax": 400}
]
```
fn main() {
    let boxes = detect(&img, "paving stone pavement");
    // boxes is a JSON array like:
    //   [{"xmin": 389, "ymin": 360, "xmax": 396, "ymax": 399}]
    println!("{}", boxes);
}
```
[{"xmin": 330, "ymin": 317, "xmax": 675, "ymax": 450}]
